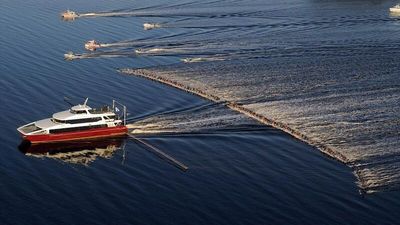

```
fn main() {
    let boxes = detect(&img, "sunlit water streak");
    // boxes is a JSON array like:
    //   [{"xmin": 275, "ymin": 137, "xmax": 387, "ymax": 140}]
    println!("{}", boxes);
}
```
[{"xmin": 127, "ymin": 103, "xmax": 258, "ymax": 134}]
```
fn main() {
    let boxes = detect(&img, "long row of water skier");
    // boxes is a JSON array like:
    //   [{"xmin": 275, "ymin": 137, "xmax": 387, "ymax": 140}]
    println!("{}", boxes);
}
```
[
  {"xmin": 119, "ymin": 49, "xmax": 400, "ymax": 193},
  {"xmin": 120, "ymin": 68, "xmax": 349, "ymax": 164},
  {"xmin": 59, "ymin": 1, "xmax": 400, "ymax": 193}
]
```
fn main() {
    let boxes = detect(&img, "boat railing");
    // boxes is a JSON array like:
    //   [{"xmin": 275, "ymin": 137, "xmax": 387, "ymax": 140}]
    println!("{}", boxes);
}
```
[
  {"xmin": 89, "ymin": 106, "xmax": 112, "ymax": 114},
  {"xmin": 112, "ymin": 100, "xmax": 127, "ymax": 125}
]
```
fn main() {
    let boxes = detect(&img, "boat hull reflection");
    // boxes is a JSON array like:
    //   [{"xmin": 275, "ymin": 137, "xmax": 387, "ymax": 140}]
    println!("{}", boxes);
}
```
[{"xmin": 18, "ymin": 138, "xmax": 126, "ymax": 165}]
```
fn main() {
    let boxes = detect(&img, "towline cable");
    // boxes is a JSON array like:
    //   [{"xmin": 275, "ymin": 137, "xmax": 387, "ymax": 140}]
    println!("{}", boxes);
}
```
[{"xmin": 128, "ymin": 134, "xmax": 188, "ymax": 172}]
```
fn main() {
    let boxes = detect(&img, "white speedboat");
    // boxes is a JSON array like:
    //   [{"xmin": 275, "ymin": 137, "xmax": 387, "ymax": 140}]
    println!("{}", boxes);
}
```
[
  {"xmin": 64, "ymin": 51, "xmax": 76, "ymax": 60},
  {"xmin": 61, "ymin": 10, "xmax": 79, "ymax": 20},
  {"xmin": 17, "ymin": 98, "xmax": 127, "ymax": 144},
  {"xmin": 85, "ymin": 40, "xmax": 101, "ymax": 51},
  {"xmin": 143, "ymin": 23, "xmax": 162, "ymax": 30}
]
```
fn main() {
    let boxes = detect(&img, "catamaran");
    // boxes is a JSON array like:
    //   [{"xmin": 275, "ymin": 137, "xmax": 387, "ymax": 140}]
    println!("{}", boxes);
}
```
[{"xmin": 17, "ymin": 98, "xmax": 128, "ymax": 144}]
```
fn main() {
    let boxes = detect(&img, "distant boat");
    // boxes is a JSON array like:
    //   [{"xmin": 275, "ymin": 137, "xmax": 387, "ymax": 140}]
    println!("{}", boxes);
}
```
[
  {"xmin": 61, "ymin": 10, "xmax": 79, "ymax": 20},
  {"xmin": 84, "ymin": 40, "xmax": 101, "ymax": 51},
  {"xmin": 143, "ymin": 23, "xmax": 161, "ymax": 30},
  {"xmin": 17, "ymin": 98, "xmax": 128, "ymax": 144},
  {"xmin": 64, "ymin": 51, "xmax": 76, "ymax": 60},
  {"xmin": 390, "ymin": 4, "xmax": 400, "ymax": 13}
]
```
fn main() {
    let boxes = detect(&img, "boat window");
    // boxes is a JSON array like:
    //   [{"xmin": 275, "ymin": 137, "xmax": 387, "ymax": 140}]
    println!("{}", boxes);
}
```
[
  {"xmin": 49, "ymin": 124, "xmax": 107, "ymax": 134},
  {"xmin": 89, "ymin": 106, "xmax": 110, "ymax": 114},
  {"xmin": 66, "ymin": 117, "xmax": 102, "ymax": 124},
  {"xmin": 70, "ymin": 110, "xmax": 87, "ymax": 114},
  {"xmin": 52, "ymin": 118, "xmax": 66, "ymax": 123},
  {"xmin": 105, "ymin": 115, "xmax": 116, "ymax": 120}
]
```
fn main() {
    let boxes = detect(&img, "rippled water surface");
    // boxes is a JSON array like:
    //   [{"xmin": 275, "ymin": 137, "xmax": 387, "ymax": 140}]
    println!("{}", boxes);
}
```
[{"xmin": 1, "ymin": 0, "xmax": 400, "ymax": 224}]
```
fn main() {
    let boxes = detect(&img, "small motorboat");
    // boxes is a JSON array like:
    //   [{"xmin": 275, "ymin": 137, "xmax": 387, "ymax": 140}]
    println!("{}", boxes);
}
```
[
  {"xmin": 143, "ymin": 23, "xmax": 161, "ymax": 30},
  {"xmin": 17, "ymin": 98, "xmax": 128, "ymax": 144},
  {"xmin": 61, "ymin": 10, "xmax": 79, "ymax": 20},
  {"xmin": 390, "ymin": 4, "xmax": 400, "ymax": 13},
  {"xmin": 85, "ymin": 40, "xmax": 101, "ymax": 51},
  {"xmin": 64, "ymin": 51, "xmax": 76, "ymax": 60}
]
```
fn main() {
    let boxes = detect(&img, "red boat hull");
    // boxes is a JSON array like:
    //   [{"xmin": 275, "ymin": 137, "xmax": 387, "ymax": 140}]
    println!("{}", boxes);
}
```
[{"xmin": 22, "ymin": 126, "xmax": 128, "ymax": 144}]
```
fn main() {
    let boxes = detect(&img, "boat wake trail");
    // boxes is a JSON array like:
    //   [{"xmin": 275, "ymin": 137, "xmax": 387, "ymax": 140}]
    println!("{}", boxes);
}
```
[
  {"xmin": 134, "ymin": 47, "xmax": 230, "ymax": 62},
  {"xmin": 181, "ymin": 56, "xmax": 227, "ymax": 63},
  {"xmin": 135, "ymin": 47, "xmax": 192, "ymax": 55},
  {"xmin": 78, "ymin": 12, "xmax": 137, "ymax": 18},
  {"xmin": 127, "ymin": 103, "xmax": 259, "ymax": 135},
  {"xmin": 66, "ymin": 0, "xmax": 278, "ymax": 20},
  {"xmin": 64, "ymin": 50, "xmax": 136, "ymax": 61}
]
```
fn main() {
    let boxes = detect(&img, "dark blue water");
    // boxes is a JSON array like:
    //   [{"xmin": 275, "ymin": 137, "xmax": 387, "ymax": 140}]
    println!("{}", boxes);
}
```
[{"xmin": 1, "ymin": 0, "xmax": 400, "ymax": 224}]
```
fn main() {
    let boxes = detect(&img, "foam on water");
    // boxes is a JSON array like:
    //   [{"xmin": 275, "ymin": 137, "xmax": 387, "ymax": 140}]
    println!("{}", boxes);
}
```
[
  {"xmin": 135, "ymin": 47, "xmax": 191, "ymax": 55},
  {"xmin": 127, "ymin": 103, "xmax": 258, "ymax": 134},
  {"xmin": 121, "ymin": 52, "xmax": 400, "ymax": 193},
  {"xmin": 64, "ymin": 50, "xmax": 137, "ymax": 60},
  {"xmin": 181, "ymin": 56, "xmax": 227, "ymax": 63}
]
